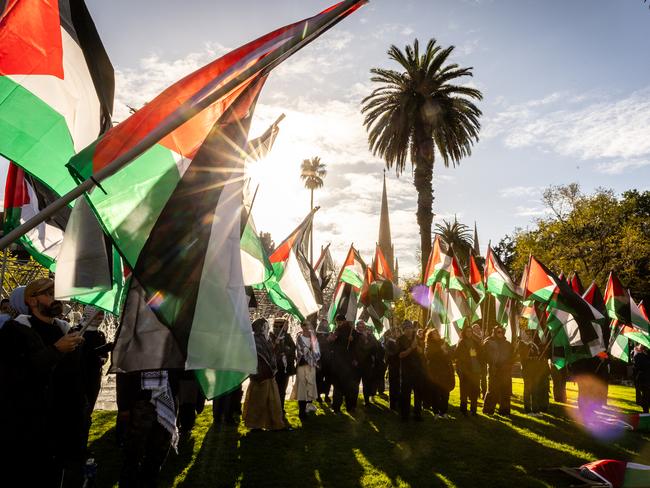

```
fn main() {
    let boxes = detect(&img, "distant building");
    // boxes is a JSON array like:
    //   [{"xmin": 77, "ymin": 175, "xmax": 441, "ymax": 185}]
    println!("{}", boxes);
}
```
[{"xmin": 377, "ymin": 172, "xmax": 398, "ymax": 284}]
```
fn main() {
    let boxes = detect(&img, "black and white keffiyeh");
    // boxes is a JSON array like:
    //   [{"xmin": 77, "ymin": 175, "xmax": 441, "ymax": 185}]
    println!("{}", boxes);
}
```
[{"xmin": 141, "ymin": 370, "xmax": 179, "ymax": 451}]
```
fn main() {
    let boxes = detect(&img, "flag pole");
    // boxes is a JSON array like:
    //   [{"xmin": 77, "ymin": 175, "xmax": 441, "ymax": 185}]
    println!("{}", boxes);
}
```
[{"xmin": 0, "ymin": 0, "xmax": 364, "ymax": 251}]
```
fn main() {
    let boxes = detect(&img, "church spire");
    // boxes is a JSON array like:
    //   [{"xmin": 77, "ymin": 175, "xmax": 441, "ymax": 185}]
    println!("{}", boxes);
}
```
[{"xmin": 378, "ymin": 171, "xmax": 396, "ymax": 282}]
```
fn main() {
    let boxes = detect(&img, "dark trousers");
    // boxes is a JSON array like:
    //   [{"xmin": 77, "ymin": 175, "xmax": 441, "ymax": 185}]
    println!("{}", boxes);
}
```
[
  {"xmin": 387, "ymin": 358, "xmax": 401, "ymax": 410},
  {"xmin": 459, "ymin": 373, "xmax": 480, "ymax": 413},
  {"xmin": 399, "ymin": 369, "xmax": 422, "ymax": 420},
  {"xmin": 332, "ymin": 371, "xmax": 359, "ymax": 413},
  {"xmin": 480, "ymin": 365, "xmax": 488, "ymax": 399},
  {"xmin": 430, "ymin": 384, "xmax": 450, "ymax": 415},
  {"xmin": 275, "ymin": 373, "xmax": 290, "ymax": 413},
  {"xmin": 316, "ymin": 366, "xmax": 331, "ymax": 400},
  {"xmin": 360, "ymin": 363, "xmax": 375, "ymax": 403},
  {"xmin": 119, "ymin": 400, "xmax": 172, "ymax": 488},
  {"xmin": 213, "ymin": 386, "xmax": 242, "ymax": 424},
  {"xmin": 483, "ymin": 366, "xmax": 511, "ymax": 415},
  {"xmin": 550, "ymin": 366, "xmax": 567, "ymax": 402},
  {"xmin": 522, "ymin": 361, "xmax": 549, "ymax": 413}
]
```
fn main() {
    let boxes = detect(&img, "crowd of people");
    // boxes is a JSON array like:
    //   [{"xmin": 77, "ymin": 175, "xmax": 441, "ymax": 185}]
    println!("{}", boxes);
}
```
[{"xmin": 1, "ymin": 277, "xmax": 648, "ymax": 487}]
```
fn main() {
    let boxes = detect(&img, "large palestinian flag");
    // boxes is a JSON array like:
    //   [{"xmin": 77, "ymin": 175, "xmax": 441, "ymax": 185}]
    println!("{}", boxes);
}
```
[
  {"xmin": 314, "ymin": 244, "xmax": 336, "ymax": 291},
  {"xmin": 67, "ymin": 0, "xmax": 365, "ymax": 269},
  {"xmin": 240, "ymin": 214, "xmax": 272, "ymax": 287},
  {"xmin": 484, "ymin": 245, "xmax": 520, "ymax": 299},
  {"xmin": 111, "ymin": 79, "xmax": 264, "ymax": 384}
]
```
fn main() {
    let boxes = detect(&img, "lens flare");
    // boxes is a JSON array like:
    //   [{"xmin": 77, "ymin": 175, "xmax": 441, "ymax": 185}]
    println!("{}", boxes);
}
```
[{"xmin": 411, "ymin": 284, "xmax": 431, "ymax": 308}]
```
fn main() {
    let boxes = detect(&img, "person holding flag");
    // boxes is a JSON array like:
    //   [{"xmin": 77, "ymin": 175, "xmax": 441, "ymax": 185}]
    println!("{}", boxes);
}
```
[
  {"xmin": 482, "ymin": 327, "xmax": 514, "ymax": 417},
  {"xmin": 455, "ymin": 326, "xmax": 482, "ymax": 416}
]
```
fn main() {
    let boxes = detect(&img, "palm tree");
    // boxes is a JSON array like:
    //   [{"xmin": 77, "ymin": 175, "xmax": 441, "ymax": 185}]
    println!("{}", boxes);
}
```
[
  {"xmin": 300, "ymin": 156, "xmax": 327, "ymax": 264},
  {"xmin": 361, "ymin": 39, "xmax": 482, "ymax": 279},
  {"xmin": 435, "ymin": 218, "xmax": 473, "ymax": 268}
]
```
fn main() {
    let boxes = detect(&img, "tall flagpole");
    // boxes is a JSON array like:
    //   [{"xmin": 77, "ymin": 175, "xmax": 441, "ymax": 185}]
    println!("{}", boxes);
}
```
[{"xmin": 0, "ymin": 0, "xmax": 365, "ymax": 252}]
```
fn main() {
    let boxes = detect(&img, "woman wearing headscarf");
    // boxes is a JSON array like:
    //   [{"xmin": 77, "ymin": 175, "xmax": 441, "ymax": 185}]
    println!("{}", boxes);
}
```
[
  {"xmin": 242, "ymin": 318, "xmax": 286, "ymax": 431},
  {"xmin": 292, "ymin": 322, "xmax": 321, "ymax": 420}
]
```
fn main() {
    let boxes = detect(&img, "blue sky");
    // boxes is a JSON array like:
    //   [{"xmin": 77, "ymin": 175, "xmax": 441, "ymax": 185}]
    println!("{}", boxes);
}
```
[{"xmin": 86, "ymin": 0, "xmax": 650, "ymax": 278}]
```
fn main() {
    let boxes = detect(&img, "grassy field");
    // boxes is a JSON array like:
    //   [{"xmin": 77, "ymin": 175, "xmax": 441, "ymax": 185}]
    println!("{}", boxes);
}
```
[{"xmin": 88, "ymin": 379, "xmax": 650, "ymax": 487}]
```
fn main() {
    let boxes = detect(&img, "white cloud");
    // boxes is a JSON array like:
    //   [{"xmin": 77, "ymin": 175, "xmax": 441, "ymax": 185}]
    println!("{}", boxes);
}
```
[
  {"xmin": 514, "ymin": 206, "xmax": 551, "ymax": 217},
  {"xmin": 499, "ymin": 186, "xmax": 542, "ymax": 198},
  {"xmin": 485, "ymin": 87, "xmax": 650, "ymax": 175}
]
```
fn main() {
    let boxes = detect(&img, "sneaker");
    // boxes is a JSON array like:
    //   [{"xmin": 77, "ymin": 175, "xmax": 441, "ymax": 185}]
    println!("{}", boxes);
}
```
[{"xmin": 306, "ymin": 403, "xmax": 317, "ymax": 413}]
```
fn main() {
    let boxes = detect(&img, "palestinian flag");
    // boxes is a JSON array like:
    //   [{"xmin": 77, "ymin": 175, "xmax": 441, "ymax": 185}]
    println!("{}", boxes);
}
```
[
  {"xmin": 265, "ymin": 209, "xmax": 322, "ymax": 321},
  {"xmin": 67, "ymin": 0, "xmax": 366, "ymax": 269},
  {"xmin": 0, "ymin": 0, "xmax": 114, "ymax": 198},
  {"xmin": 621, "ymin": 324, "xmax": 650, "ymax": 350},
  {"xmin": 569, "ymin": 271, "xmax": 584, "ymax": 295},
  {"xmin": 373, "ymin": 244, "xmax": 394, "ymax": 282},
  {"xmin": 484, "ymin": 245, "xmax": 520, "ymax": 299},
  {"xmin": 424, "ymin": 235, "xmax": 452, "ymax": 286},
  {"xmin": 112, "ymin": 79, "xmax": 264, "ymax": 374},
  {"xmin": 580, "ymin": 460, "xmax": 650, "ymax": 488},
  {"xmin": 448, "ymin": 247, "xmax": 469, "ymax": 292},
  {"xmin": 523, "ymin": 255, "xmax": 559, "ymax": 303},
  {"xmin": 619, "ymin": 413, "xmax": 650, "ymax": 432},
  {"xmin": 604, "ymin": 271, "xmax": 631, "ymax": 323},
  {"xmin": 2, "ymin": 162, "xmax": 63, "ymax": 268},
  {"xmin": 328, "ymin": 245, "xmax": 365, "ymax": 324},
  {"xmin": 468, "ymin": 253, "xmax": 485, "ymax": 301},
  {"xmin": 630, "ymin": 295, "xmax": 650, "ymax": 333},
  {"xmin": 610, "ymin": 328, "xmax": 630, "ymax": 363},
  {"xmin": 314, "ymin": 244, "xmax": 335, "ymax": 291},
  {"xmin": 244, "ymin": 113, "xmax": 283, "ymax": 161},
  {"xmin": 240, "ymin": 214, "xmax": 272, "ymax": 287},
  {"xmin": 583, "ymin": 280, "xmax": 610, "ymax": 346}
]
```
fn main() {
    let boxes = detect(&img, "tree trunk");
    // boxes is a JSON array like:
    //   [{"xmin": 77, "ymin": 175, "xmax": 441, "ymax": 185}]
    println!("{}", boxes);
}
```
[
  {"xmin": 310, "ymin": 188, "xmax": 314, "ymax": 265},
  {"xmin": 413, "ymin": 123, "xmax": 435, "ymax": 281},
  {"xmin": 413, "ymin": 123, "xmax": 434, "ymax": 326}
]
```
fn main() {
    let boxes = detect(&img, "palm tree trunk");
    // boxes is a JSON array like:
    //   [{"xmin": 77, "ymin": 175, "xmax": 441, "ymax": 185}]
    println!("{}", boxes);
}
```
[
  {"xmin": 414, "ymin": 123, "xmax": 434, "ymax": 325},
  {"xmin": 413, "ymin": 124, "xmax": 435, "ymax": 280},
  {"xmin": 310, "ymin": 188, "xmax": 314, "ymax": 265}
]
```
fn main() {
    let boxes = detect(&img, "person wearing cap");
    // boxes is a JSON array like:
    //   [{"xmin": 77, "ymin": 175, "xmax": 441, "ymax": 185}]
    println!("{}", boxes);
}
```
[
  {"xmin": 398, "ymin": 320, "xmax": 423, "ymax": 421},
  {"xmin": 482, "ymin": 326, "xmax": 514, "ymax": 416},
  {"xmin": 0, "ymin": 278, "xmax": 85, "ymax": 485}
]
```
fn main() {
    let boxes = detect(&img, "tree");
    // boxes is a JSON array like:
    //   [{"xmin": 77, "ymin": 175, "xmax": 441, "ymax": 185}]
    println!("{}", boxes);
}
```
[
  {"xmin": 434, "ymin": 218, "xmax": 473, "ymax": 268},
  {"xmin": 300, "ymin": 156, "xmax": 327, "ymax": 264},
  {"xmin": 259, "ymin": 232, "xmax": 275, "ymax": 256},
  {"xmin": 393, "ymin": 276, "xmax": 424, "ymax": 324},
  {"xmin": 508, "ymin": 184, "xmax": 650, "ymax": 303},
  {"xmin": 361, "ymin": 39, "xmax": 482, "ymax": 279}
]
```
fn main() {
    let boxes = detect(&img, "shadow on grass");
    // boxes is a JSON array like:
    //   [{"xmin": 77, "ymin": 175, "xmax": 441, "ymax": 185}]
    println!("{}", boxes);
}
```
[{"xmin": 89, "ymin": 382, "xmax": 650, "ymax": 488}]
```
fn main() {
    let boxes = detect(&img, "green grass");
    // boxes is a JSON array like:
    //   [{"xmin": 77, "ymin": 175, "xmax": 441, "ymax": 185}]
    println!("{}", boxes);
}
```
[{"xmin": 89, "ymin": 379, "xmax": 650, "ymax": 487}]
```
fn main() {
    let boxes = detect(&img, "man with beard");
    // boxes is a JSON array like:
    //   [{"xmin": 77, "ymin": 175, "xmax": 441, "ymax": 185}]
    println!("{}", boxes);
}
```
[{"xmin": 0, "ymin": 279, "xmax": 85, "ymax": 486}]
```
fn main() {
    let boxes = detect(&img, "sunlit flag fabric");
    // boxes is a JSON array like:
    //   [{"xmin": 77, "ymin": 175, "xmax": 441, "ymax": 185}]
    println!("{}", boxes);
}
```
[
  {"xmin": 629, "ymin": 295, "xmax": 650, "ymax": 333},
  {"xmin": 484, "ymin": 245, "xmax": 520, "ymax": 299},
  {"xmin": 604, "ymin": 271, "xmax": 631, "ymax": 323},
  {"xmin": 67, "ymin": 0, "xmax": 365, "ymax": 268},
  {"xmin": 424, "ymin": 235, "xmax": 452, "ymax": 286},
  {"xmin": 240, "ymin": 214, "xmax": 272, "ymax": 287},
  {"xmin": 314, "ymin": 243, "xmax": 336, "ymax": 291},
  {"xmin": 582, "ymin": 280, "xmax": 610, "ymax": 345},
  {"xmin": 0, "ymin": 0, "xmax": 114, "ymax": 197},
  {"xmin": 580, "ymin": 459, "xmax": 650, "ymax": 488},
  {"xmin": 111, "ymin": 78, "xmax": 265, "ymax": 383},
  {"xmin": 265, "ymin": 209, "xmax": 322, "ymax": 321},
  {"xmin": 328, "ymin": 245, "xmax": 365, "ymax": 324}
]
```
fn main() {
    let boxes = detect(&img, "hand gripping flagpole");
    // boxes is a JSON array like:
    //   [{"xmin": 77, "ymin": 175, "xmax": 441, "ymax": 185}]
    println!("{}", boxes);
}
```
[{"xmin": 0, "ymin": 0, "xmax": 366, "ymax": 251}]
